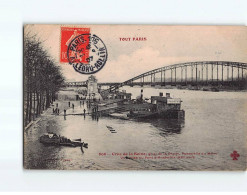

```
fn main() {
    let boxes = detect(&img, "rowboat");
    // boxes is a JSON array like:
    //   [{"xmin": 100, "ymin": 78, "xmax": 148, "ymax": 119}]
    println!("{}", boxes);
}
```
[{"xmin": 40, "ymin": 133, "xmax": 88, "ymax": 148}]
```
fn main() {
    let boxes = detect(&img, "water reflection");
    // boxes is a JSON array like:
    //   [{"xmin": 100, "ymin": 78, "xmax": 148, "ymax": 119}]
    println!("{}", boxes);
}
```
[{"xmin": 140, "ymin": 118, "xmax": 185, "ymax": 136}]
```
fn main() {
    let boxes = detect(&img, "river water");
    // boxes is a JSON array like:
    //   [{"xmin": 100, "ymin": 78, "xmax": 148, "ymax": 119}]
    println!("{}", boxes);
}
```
[{"xmin": 24, "ymin": 87, "xmax": 247, "ymax": 170}]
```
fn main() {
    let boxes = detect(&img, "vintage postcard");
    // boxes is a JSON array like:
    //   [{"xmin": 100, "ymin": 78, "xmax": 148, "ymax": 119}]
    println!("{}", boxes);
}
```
[{"xmin": 23, "ymin": 25, "xmax": 247, "ymax": 170}]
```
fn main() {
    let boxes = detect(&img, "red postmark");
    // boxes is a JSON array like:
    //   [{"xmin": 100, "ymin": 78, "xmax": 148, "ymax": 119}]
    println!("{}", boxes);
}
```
[
  {"xmin": 60, "ymin": 27, "xmax": 90, "ymax": 63},
  {"xmin": 230, "ymin": 150, "xmax": 240, "ymax": 160}
]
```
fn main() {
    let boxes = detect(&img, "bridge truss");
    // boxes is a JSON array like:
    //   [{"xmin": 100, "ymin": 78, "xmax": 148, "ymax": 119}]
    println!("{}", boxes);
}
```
[{"xmin": 102, "ymin": 61, "xmax": 247, "ymax": 93}]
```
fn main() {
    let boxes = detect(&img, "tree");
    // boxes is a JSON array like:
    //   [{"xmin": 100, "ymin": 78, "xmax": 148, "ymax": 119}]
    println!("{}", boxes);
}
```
[{"xmin": 24, "ymin": 32, "xmax": 64, "ymax": 126}]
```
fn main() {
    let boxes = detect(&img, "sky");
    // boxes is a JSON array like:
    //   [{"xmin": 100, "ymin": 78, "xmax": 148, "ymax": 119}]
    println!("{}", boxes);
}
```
[{"xmin": 24, "ymin": 25, "xmax": 247, "ymax": 82}]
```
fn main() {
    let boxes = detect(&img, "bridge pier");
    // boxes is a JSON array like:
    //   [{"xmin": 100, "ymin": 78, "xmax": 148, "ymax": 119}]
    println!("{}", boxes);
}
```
[
  {"xmin": 191, "ymin": 66, "xmax": 193, "ymax": 82},
  {"xmin": 164, "ymin": 70, "xmax": 166, "ymax": 85},
  {"xmin": 222, "ymin": 63, "xmax": 224, "ymax": 82},
  {"xmin": 202, "ymin": 65, "xmax": 204, "ymax": 82},
  {"xmin": 227, "ymin": 65, "xmax": 229, "ymax": 81},
  {"xmin": 181, "ymin": 67, "xmax": 183, "ymax": 82},
  {"xmin": 238, "ymin": 66, "xmax": 240, "ymax": 81},
  {"xmin": 212, "ymin": 64, "xmax": 214, "ymax": 82},
  {"xmin": 242, "ymin": 65, "xmax": 244, "ymax": 80},
  {"xmin": 175, "ymin": 67, "xmax": 176, "ymax": 84},
  {"xmin": 171, "ymin": 69, "xmax": 173, "ymax": 83},
  {"xmin": 185, "ymin": 66, "xmax": 187, "ymax": 84},
  {"xmin": 161, "ymin": 70, "xmax": 162, "ymax": 83},
  {"xmin": 217, "ymin": 63, "xmax": 219, "ymax": 83},
  {"xmin": 196, "ymin": 63, "xmax": 198, "ymax": 82}
]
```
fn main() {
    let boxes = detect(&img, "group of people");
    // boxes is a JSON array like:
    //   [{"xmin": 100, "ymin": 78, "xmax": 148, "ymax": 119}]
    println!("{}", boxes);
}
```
[
  {"xmin": 53, "ymin": 100, "xmax": 100, "ymax": 117},
  {"xmin": 91, "ymin": 105, "xmax": 99, "ymax": 113},
  {"xmin": 53, "ymin": 108, "xmax": 60, "ymax": 115}
]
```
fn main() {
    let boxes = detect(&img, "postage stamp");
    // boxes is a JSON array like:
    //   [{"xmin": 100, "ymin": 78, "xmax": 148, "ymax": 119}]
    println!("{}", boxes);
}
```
[
  {"xmin": 60, "ymin": 27, "xmax": 90, "ymax": 63},
  {"xmin": 67, "ymin": 33, "xmax": 107, "ymax": 74}
]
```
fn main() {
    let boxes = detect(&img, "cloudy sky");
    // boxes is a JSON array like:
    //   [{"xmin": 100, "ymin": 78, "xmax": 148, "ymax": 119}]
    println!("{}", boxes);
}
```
[{"xmin": 25, "ymin": 25, "xmax": 247, "ymax": 82}]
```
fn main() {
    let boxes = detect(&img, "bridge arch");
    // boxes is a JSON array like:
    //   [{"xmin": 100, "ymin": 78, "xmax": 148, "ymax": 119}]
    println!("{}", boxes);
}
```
[{"xmin": 103, "ymin": 61, "xmax": 247, "ymax": 92}]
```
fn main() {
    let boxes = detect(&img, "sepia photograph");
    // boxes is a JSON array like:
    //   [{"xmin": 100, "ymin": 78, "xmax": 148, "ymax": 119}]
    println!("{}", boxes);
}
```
[{"xmin": 23, "ymin": 25, "xmax": 247, "ymax": 170}]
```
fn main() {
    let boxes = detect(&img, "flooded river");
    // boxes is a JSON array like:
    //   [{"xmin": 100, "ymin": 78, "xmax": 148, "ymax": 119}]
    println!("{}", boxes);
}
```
[{"xmin": 24, "ymin": 87, "xmax": 247, "ymax": 170}]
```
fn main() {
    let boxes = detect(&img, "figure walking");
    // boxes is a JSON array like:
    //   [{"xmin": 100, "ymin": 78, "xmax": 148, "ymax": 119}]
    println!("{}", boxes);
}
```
[{"xmin": 68, "ymin": 101, "xmax": 70, "ymax": 107}]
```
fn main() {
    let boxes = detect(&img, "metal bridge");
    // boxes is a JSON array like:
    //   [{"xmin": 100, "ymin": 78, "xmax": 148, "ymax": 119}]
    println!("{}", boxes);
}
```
[
  {"xmin": 63, "ymin": 81, "xmax": 120, "ymax": 87},
  {"xmin": 64, "ymin": 61, "xmax": 247, "ymax": 91},
  {"xmin": 101, "ymin": 61, "xmax": 247, "ymax": 93},
  {"xmin": 63, "ymin": 81, "xmax": 87, "ymax": 87}
]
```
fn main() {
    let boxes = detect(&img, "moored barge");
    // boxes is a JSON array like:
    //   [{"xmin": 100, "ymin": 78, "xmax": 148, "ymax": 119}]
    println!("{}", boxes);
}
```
[{"xmin": 99, "ymin": 90, "xmax": 185, "ymax": 120}]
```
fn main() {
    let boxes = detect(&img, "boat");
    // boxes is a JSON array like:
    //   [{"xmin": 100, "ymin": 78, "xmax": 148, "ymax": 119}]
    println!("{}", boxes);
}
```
[
  {"xmin": 39, "ymin": 133, "xmax": 88, "ymax": 148},
  {"xmin": 100, "ymin": 90, "xmax": 185, "ymax": 120},
  {"xmin": 123, "ymin": 91, "xmax": 185, "ymax": 119}
]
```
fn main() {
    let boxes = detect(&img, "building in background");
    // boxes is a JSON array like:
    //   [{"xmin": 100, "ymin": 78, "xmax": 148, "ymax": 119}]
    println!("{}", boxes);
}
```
[{"xmin": 87, "ymin": 75, "xmax": 103, "ymax": 101}]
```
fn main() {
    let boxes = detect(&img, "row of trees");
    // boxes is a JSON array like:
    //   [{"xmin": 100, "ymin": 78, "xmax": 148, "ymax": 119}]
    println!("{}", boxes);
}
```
[{"xmin": 24, "ymin": 33, "xmax": 65, "ymax": 127}]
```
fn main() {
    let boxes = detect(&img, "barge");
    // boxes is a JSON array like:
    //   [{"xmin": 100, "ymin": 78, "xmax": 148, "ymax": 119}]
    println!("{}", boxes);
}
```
[{"xmin": 99, "ymin": 90, "xmax": 185, "ymax": 120}]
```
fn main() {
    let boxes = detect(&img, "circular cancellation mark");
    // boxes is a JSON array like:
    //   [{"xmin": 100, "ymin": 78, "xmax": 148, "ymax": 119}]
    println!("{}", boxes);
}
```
[{"xmin": 67, "ymin": 34, "xmax": 107, "ymax": 74}]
